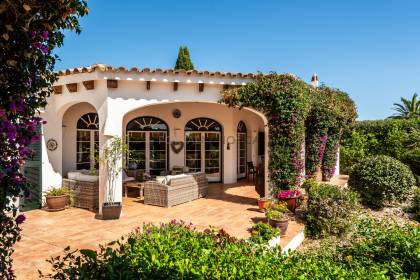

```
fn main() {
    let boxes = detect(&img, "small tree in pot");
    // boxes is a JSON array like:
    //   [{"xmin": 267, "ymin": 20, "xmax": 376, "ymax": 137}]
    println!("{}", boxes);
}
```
[{"xmin": 100, "ymin": 136, "xmax": 127, "ymax": 220}]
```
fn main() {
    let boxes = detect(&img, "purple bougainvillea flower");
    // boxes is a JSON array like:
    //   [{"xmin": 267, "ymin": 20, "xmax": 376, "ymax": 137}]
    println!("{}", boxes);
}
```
[
  {"xmin": 40, "ymin": 45, "xmax": 49, "ymax": 54},
  {"xmin": 15, "ymin": 214, "xmax": 26, "ymax": 225},
  {"xmin": 27, "ymin": 77, "xmax": 32, "ymax": 86},
  {"xmin": 0, "ymin": 108, "xmax": 5, "ymax": 118},
  {"xmin": 41, "ymin": 31, "xmax": 49, "ymax": 40},
  {"xmin": 32, "ymin": 42, "xmax": 42, "ymax": 49},
  {"xmin": 29, "ymin": 31, "xmax": 36, "ymax": 37},
  {"xmin": 9, "ymin": 102, "xmax": 16, "ymax": 114}
]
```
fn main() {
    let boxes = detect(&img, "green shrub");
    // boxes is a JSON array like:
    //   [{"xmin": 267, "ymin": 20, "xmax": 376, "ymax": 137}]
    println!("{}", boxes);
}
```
[
  {"xmin": 336, "ymin": 216, "xmax": 420, "ymax": 277},
  {"xmin": 249, "ymin": 222, "xmax": 279, "ymax": 244},
  {"xmin": 340, "ymin": 118, "xmax": 420, "ymax": 177},
  {"xmin": 42, "ymin": 218, "xmax": 420, "ymax": 279},
  {"xmin": 413, "ymin": 188, "xmax": 420, "ymax": 221},
  {"xmin": 348, "ymin": 155, "xmax": 416, "ymax": 208},
  {"xmin": 301, "ymin": 178, "xmax": 318, "ymax": 191},
  {"xmin": 400, "ymin": 148, "xmax": 420, "ymax": 185},
  {"xmin": 306, "ymin": 183, "xmax": 359, "ymax": 238}
]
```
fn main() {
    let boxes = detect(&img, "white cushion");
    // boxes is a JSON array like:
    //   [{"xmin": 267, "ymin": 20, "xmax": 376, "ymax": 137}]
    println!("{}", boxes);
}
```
[{"xmin": 156, "ymin": 176, "xmax": 168, "ymax": 184}]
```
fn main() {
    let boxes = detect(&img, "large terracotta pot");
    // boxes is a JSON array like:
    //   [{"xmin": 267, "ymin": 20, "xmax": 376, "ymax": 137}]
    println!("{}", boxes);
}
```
[
  {"xmin": 268, "ymin": 218, "xmax": 289, "ymax": 236},
  {"xmin": 46, "ymin": 195, "xmax": 68, "ymax": 211},
  {"xmin": 102, "ymin": 202, "xmax": 122, "ymax": 220},
  {"xmin": 257, "ymin": 198, "xmax": 271, "ymax": 212},
  {"xmin": 285, "ymin": 197, "xmax": 298, "ymax": 213}
]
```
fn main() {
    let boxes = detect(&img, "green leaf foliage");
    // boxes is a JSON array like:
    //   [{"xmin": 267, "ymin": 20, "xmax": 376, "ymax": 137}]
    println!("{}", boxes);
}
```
[
  {"xmin": 349, "ymin": 155, "xmax": 416, "ymax": 208},
  {"xmin": 340, "ymin": 118, "xmax": 420, "ymax": 182},
  {"xmin": 174, "ymin": 46, "xmax": 194, "ymax": 70},
  {"xmin": 220, "ymin": 75, "xmax": 356, "ymax": 192},
  {"xmin": 306, "ymin": 183, "xmax": 359, "ymax": 238},
  {"xmin": 42, "ymin": 217, "xmax": 420, "ymax": 279}
]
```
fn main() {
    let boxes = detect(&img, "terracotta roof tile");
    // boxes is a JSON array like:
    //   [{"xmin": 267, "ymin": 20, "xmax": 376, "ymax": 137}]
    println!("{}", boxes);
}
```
[{"xmin": 56, "ymin": 64, "xmax": 262, "ymax": 79}]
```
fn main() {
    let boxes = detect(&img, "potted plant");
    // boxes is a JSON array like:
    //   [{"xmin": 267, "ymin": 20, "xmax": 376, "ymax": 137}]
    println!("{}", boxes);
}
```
[
  {"xmin": 44, "ymin": 186, "xmax": 70, "ymax": 211},
  {"xmin": 277, "ymin": 188, "xmax": 303, "ymax": 213},
  {"xmin": 265, "ymin": 202, "xmax": 289, "ymax": 236},
  {"xmin": 100, "ymin": 136, "xmax": 127, "ymax": 220},
  {"xmin": 257, "ymin": 196, "xmax": 272, "ymax": 212}
]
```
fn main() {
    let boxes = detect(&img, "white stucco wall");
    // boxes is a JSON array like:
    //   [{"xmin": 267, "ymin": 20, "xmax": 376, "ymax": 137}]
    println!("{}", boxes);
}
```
[
  {"xmin": 122, "ymin": 102, "xmax": 264, "ymax": 184},
  {"xmin": 39, "ymin": 71, "xmax": 268, "ymax": 213}
]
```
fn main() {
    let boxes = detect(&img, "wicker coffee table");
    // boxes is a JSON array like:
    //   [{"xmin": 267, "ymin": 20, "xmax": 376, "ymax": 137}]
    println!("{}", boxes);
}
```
[{"xmin": 124, "ymin": 181, "xmax": 144, "ymax": 198}]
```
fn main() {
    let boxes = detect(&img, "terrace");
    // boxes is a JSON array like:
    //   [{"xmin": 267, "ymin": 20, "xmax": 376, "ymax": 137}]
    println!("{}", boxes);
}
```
[{"xmin": 13, "ymin": 180, "xmax": 306, "ymax": 279}]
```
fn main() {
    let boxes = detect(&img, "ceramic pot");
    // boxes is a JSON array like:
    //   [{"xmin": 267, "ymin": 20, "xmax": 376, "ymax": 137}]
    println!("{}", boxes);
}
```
[
  {"xmin": 102, "ymin": 202, "xmax": 122, "ymax": 220},
  {"xmin": 46, "ymin": 195, "xmax": 68, "ymax": 211},
  {"xmin": 257, "ymin": 199, "xmax": 271, "ymax": 212},
  {"xmin": 268, "ymin": 218, "xmax": 289, "ymax": 236}
]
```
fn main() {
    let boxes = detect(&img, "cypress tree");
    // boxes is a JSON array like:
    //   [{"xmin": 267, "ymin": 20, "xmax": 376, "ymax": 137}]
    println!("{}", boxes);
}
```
[{"xmin": 175, "ymin": 46, "xmax": 194, "ymax": 70}]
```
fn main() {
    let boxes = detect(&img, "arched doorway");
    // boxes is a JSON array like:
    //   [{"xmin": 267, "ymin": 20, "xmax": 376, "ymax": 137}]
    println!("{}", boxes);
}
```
[
  {"xmin": 76, "ymin": 113, "xmax": 99, "ymax": 171},
  {"xmin": 126, "ymin": 116, "xmax": 168, "ymax": 176},
  {"xmin": 237, "ymin": 121, "xmax": 247, "ymax": 179},
  {"xmin": 185, "ymin": 118, "xmax": 222, "ymax": 182}
]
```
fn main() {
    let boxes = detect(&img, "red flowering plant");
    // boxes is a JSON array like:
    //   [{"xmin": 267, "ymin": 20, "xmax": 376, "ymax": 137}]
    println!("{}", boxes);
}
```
[{"xmin": 0, "ymin": 1, "xmax": 88, "ymax": 279}]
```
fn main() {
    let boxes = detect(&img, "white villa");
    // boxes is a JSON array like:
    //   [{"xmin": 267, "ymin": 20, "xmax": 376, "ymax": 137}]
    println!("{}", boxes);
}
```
[{"xmin": 35, "ymin": 64, "xmax": 275, "ymax": 214}]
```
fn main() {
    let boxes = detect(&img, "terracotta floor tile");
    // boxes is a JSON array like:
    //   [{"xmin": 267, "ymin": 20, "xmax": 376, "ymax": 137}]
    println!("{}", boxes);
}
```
[{"xmin": 13, "ymin": 180, "xmax": 309, "ymax": 279}]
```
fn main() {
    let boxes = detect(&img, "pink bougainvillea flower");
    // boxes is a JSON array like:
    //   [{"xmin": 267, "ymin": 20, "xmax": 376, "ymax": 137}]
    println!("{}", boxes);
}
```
[{"xmin": 278, "ymin": 189, "xmax": 302, "ymax": 200}]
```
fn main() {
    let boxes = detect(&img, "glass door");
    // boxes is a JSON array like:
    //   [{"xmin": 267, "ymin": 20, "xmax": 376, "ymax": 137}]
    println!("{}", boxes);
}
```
[
  {"xmin": 237, "ymin": 132, "xmax": 246, "ymax": 178},
  {"xmin": 205, "ymin": 132, "xmax": 221, "ymax": 181},
  {"xmin": 149, "ymin": 131, "xmax": 167, "ymax": 176},
  {"xmin": 127, "ymin": 131, "xmax": 146, "ymax": 170},
  {"xmin": 185, "ymin": 131, "xmax": 221, "ymax": 182},
  {"xmin": 185, "ymin": 132, "xmax": 202, "ymax": 173}
]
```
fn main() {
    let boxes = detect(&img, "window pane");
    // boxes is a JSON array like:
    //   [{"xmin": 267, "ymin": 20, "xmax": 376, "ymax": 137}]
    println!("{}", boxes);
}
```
[{"xmin": 77, "ymin": 130, "xmax": 90, "ymax": 141}]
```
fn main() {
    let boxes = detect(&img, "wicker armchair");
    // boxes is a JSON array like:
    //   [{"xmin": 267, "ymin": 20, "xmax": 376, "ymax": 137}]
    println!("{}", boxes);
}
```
[{"xmin": 144, "ymin": 172, "xmax": 208, "ymax": 207}]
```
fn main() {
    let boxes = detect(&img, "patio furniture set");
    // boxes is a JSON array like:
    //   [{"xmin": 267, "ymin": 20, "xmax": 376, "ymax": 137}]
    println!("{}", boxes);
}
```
[{"xmin": 62, "ymin": 166, "xmax": 208, "ymax": 211}]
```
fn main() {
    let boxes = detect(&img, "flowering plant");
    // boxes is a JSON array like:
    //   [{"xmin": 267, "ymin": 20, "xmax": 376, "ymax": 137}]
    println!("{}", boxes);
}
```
[{"xmin": 277, "ymin": 189, "xmax": 302, "ymax": 200}]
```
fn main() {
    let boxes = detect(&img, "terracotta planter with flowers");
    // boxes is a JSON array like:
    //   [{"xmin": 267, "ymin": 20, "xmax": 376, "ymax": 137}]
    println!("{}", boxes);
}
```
[
  {"xmin": 277, "ymin": 189, "xmax": 302, "ymax": 213},
  {"xmin": 257, "ymin": 197, "xmax": 272, "ymax": 212}
]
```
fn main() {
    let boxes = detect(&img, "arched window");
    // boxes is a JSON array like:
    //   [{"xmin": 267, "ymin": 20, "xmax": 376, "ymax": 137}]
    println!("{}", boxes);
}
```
[
  {"xmin": 185, "ymin": 118, "xmax": 222, "ymax": 182},
  {"xmin": 237, "ymin": 121, "xmax": 247, "ymax": 178},
  {"xmin": 185, "ymin": 118, "xmax": 222, "ymax": 131},
  {"xmin": 76, "ymin": 113, "xmax": 99, "ymax": 170},
  {"xmin": 126, "ymin": 117, "xmax": 168, "ymax": 176}
]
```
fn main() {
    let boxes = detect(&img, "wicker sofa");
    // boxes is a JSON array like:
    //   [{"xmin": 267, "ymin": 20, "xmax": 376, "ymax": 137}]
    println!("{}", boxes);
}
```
[{"xmin": 144, "ymin": 172, "xmax": 208, "ymax": 207}]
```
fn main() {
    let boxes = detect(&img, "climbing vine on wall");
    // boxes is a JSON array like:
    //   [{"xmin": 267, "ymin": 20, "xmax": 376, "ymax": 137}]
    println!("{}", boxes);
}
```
[
  {"xmin": 220, "ymin": 75, "xmax": 356, "ymax": 194},
  {"xmin": 305, "ymin": 86, "xmax": 356, "ymax": 180},
  {"xmin": 220, "ymin": 74, "xmax": 311, "ymax": 193}
]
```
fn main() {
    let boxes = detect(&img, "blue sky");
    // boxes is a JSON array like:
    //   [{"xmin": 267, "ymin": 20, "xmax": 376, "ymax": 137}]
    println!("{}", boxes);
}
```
[{"xmin": 55, "ymin": 0, "xmax": 420, "ymax": 120}]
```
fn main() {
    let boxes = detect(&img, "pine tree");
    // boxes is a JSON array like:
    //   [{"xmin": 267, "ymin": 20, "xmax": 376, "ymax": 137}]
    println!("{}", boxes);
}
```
[{"xmin": 175, "ymin": 46, "xmax": 194, "ymax": 70}]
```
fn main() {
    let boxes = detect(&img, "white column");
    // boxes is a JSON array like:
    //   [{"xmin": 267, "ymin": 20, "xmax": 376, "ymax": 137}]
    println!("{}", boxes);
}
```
[{"xmin": 97, "ymin": 102, "xmax": 123, "ymax": 216}]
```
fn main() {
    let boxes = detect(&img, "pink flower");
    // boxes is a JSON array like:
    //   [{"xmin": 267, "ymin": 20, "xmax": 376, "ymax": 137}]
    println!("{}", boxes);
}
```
[{"xmin": 278, "ymin": 189, "xmax": 302, "ymax": 200}]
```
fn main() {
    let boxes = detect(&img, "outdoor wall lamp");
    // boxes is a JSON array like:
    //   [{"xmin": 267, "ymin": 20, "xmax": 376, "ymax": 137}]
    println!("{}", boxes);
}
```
[{"xmin": 226, "ymin": 136, "xmax": 235, "ymax": 150}]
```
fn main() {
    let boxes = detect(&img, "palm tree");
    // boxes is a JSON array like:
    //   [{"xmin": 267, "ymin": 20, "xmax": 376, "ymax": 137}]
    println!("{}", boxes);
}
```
[{"xmin": 390, "ymin": 93, "xmax": 420, "ymax": 119}]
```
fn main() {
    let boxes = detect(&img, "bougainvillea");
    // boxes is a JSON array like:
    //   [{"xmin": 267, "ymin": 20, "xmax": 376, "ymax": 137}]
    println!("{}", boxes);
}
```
[
  {"xmin": 220, "ymin": 73, "xmax": 312, "ymax": 193},
  {"xmin": 305, "ymin": 86, "xmax": 357, "ymax": 180},
  {"xmin": 220, "ymin": 76, "xmax": 356, "ymax": 195},
  {"xmin": 0, "ymin": 1, "xmax": 88, "ymax": 278}
]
